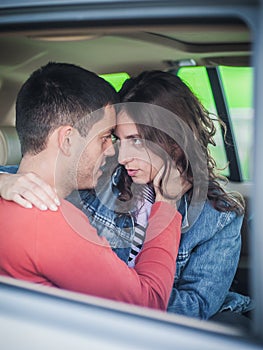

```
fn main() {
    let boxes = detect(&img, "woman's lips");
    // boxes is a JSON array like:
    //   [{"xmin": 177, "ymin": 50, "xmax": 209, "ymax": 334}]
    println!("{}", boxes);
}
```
[{"xmin": 127, "ymin": 169, "xmax": 139, "ymax": 177}]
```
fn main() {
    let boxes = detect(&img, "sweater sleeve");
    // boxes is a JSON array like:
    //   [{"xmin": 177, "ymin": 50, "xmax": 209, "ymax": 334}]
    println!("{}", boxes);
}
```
[
  {"xmin": 36, "ymin": 200, "xmax": 181, "ymax": 310},
  {"xmin": 133, "ymin": 202, "xmax": 182, "ymax": 309}
]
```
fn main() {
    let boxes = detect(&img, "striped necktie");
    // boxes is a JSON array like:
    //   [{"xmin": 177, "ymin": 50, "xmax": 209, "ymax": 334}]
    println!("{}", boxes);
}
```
[{"xmin": 128, "ymin": 185, "xmax": 155, "ymax": 267}]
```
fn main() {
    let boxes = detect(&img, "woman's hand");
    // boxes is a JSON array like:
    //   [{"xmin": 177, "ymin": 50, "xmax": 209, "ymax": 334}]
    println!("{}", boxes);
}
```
[
  {"xmin": 153, "ymin": 164, "xmax": 192, "ymax": 205},
  {"xmin": 0, "ymin": 172, "xmax": 60, "ymax": 211}
]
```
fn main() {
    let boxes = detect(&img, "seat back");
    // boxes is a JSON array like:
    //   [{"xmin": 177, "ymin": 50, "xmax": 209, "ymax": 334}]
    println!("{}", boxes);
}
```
[{"xmin": 0, "ymin": 126, "xmax": 22, "ymax": 165}]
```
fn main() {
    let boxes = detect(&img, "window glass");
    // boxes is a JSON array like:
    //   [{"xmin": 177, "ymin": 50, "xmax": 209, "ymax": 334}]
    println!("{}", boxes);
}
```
[
  {"xmin": 100, "ymin": 72, "xmax": 130, "ymax": 92},
  {"xmin": 177, "ymin": 66, "xmax": 229, "ymax": 177},
  {"xmin": 219, "ymin": 66, "xmax": 253, "ymax": 181}
]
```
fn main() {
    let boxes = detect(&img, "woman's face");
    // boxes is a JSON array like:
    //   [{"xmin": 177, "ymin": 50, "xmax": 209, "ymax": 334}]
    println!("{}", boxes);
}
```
[{"xmin": 115, "ymin": 111, "xmax": 164, "ymax": 184}]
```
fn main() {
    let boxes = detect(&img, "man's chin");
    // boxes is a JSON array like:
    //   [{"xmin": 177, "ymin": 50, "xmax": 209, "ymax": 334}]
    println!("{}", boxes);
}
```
[
  {"xmin": 84, "ymin": 180, "xmax": 98, "ymax": 190},
  {"xmin": 88, "ymin": 171, "xmax": 102, "ymax": 189},
  {"xmin": 77, "ymin": 170, "xmax": 102, "ymax": 190}
]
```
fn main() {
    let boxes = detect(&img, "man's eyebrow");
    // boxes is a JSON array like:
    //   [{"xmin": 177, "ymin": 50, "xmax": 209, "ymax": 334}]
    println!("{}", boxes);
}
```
[{"xmin": 102, "ymin": 128, "xmax": 115, "ymax": 135}]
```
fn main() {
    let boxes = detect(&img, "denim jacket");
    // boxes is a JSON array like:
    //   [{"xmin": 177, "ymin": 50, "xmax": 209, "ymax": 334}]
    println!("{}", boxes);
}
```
[
  {"xmin": 64, "ymin": 166, "xmax": 253, "ymax": 319},
  {"xmin": 167, "ymin": 199, "xmax": 252, "ymax": 319},
  {"xmin": 0, "ymin": 165, "xmax": 252, "ymax": 319}
]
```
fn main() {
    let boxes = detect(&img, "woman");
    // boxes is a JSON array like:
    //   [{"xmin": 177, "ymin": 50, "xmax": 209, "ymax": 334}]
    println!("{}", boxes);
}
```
[
  {"xmin": 0, "ymin": 71, "xmax": 252, "ymax": 320},
  {"xmin": 79, "ymin": 70, "xmax": 251, "ymax": 320}
]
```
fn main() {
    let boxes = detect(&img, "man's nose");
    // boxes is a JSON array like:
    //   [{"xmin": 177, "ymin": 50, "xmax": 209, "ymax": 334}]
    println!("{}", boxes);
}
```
[{"xmin": 103, "ymin": 142, "xmax": 115, "ymax": 158}]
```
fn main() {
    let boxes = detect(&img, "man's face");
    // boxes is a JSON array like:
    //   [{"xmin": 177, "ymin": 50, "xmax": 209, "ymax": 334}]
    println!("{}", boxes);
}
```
[{"xmin": 74, "ymin": 104, "xmax": 116, "ymax": 189}]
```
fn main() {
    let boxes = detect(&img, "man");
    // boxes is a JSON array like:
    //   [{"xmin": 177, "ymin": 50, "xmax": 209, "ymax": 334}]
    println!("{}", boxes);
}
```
[{"xmin": 0, "ymin": 62, "xmax": 181, "ymax": 310}]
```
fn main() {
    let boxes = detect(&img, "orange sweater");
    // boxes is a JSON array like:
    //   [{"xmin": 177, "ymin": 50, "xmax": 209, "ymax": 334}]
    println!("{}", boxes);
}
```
[{"xmin": 0, "ymin": 198, "xmax": 181, "ymax": 310}]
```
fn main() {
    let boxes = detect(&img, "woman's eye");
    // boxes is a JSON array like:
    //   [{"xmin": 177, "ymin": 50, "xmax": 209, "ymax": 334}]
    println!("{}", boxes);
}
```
[{"xmin": 132, "ymin": 138, "xmax": 143, "ymax": 147}]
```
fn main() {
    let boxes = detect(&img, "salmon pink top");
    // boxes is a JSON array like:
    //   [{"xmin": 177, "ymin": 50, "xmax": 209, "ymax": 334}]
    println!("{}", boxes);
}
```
[{"xmin": 0, "ymin": 198, "xmax": 181, "ymax": 310}]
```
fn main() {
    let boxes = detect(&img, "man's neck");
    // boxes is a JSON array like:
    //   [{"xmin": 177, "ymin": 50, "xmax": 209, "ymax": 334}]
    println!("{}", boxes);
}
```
[{"xmin": 18, "ymin": 152, "xmax": 70, "ymax": 199}]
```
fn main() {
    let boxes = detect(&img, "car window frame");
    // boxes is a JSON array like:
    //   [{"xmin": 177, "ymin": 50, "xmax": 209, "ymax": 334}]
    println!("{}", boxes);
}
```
[
  {"xmin": 0, "ymin": 0, "xmax": 263, "ymax": 346},
  {"xmin": 206, "ymin": 66, "xmax": 243, "ymax": 182}
]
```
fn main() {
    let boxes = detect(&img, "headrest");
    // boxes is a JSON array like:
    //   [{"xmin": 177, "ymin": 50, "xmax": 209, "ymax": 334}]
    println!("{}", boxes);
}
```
[{"xmin": 0, "ymin": 126, "xmax": 22, "ymax": 165}]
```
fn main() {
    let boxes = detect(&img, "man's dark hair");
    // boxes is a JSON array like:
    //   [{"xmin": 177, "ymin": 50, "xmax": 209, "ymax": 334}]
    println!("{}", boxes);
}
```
[{"xmin": 16, "ymin": 62, "xmax": 119, "ymax": 155}]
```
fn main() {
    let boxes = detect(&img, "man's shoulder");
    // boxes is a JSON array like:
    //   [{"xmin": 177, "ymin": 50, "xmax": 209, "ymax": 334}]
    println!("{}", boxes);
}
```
[
  {"xmin": 0, "ymin": 198, "xmax": 53, "ymax": 231},
  {"xmin": 59, "ymin": 199, "xmax": 104, "ymax": 242},
  {"xmin": 0, "ymin": 197, "xmax": 28, "ymax": 210}
]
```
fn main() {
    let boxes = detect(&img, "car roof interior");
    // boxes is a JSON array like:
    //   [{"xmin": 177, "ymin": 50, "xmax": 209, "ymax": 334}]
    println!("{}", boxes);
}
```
[{"xmin": 0, "ymin": 18, "xmax": 251, "ymax": 126}]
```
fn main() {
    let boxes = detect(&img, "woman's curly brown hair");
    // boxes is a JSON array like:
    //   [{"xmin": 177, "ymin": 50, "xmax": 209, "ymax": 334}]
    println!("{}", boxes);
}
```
[{"xmin": 117, "ymin": 70, "xmax": 244, "ymax": 215}]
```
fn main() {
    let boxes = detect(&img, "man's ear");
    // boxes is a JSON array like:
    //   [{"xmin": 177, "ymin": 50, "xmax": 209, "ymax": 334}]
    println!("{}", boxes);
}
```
[{"xmin": 57, "ymin": 126, "xmax": 74, "ymax": 156}]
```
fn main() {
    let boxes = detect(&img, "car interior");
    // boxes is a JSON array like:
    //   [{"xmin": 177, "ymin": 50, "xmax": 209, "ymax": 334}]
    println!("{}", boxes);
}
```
[
  {"xmin": 0, "ymin": 1, "xmax": 262, "ymax": 348},
  {"xmin": 0, "ymin": 16, "xmax": 252, "ymax": 292}
]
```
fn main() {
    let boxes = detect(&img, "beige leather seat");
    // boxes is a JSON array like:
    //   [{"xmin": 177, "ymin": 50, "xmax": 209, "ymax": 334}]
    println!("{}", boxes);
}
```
[{"xmin": 0, "ymin": 126, "xmax": 22, "ymax": 165}]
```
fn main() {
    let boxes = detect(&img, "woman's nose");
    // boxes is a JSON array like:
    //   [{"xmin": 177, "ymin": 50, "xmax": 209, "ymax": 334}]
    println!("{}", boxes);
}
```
[{"xmin": 118, "ymin": 141, "xmax": 133, "ymax": 165}]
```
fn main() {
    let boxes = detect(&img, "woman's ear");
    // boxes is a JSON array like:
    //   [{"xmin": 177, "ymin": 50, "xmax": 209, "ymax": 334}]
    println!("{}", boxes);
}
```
[{"xmin": 57, "ymin": 126, "xmax": 74, "ymax": 156}]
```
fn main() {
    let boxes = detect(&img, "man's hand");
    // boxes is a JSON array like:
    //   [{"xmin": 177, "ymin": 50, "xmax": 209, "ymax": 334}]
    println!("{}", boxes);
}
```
[{"xmin": 0, "ymin": 172, "xmax": 60, "ymax": 211}]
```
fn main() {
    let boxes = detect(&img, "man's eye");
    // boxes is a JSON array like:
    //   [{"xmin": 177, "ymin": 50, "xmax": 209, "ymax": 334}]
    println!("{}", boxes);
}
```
[
  {"xmin": 102, "ymin": 134, "xmax": 119, "ymax": 144},
  {"xmin": 102, "ymin": 134, "xmax": 112, "ymax": 144}
]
